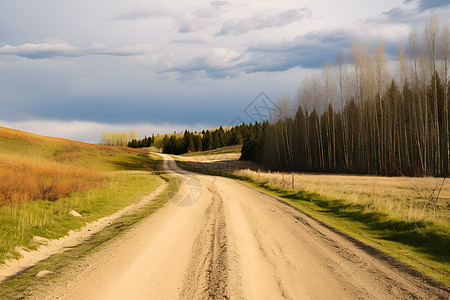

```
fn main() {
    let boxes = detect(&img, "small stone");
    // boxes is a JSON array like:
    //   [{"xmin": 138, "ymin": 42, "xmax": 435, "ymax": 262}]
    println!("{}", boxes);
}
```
[
  {"xmin": 33, "ymin": 236, "xmax": 50, "ymax": 245},
  {"xmin": 69, "ymin": 210, "xmax": 82, "ymax": 217},
  {"xmin": 36, "ymin": 270, "xmax": 54, "ymax": 277}
]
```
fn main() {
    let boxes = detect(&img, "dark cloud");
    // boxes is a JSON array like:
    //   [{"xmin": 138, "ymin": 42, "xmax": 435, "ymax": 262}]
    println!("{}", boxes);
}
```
[
  {"xmin": 243, "ymin": 29, "xmax": 354, "ymax": 70},
  {"xmin": 381, "ymin": 7, "xmax": 414, "ymax": 21},
  {"xmin": 216, "ymin": 8, "xmax": 310, "ymax": 36},
  {"xmin": 404, "ymin": 0, "xmax": 450, "ymax": 12},
  {"xmin": 160, "ymin": 27, "xmax": 406, "ymax": 79},
  {"xmin": 178, "ymin": 21, "xmax": 201, "ymax": 33}
]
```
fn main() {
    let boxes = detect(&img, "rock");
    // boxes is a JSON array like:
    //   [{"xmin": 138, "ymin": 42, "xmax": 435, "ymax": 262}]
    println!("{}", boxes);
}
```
[
  {"xmin": 69, "ymin": 210, "xmax": 82, "ymax": 217},
  {"xmin": 36, "ymin": 270, "xmax": 54, "ymax": 277},
  {"xmin": 33, "ymin": 236, "xmax": 50, "ymax": 245}
]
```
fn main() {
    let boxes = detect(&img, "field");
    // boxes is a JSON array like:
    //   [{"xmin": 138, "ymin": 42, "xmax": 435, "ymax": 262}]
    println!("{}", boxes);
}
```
[
  {"xmin": 234, "ymin": 169, "xmax": 450, "ymax": 224},
  {"xmin": 0, "ymin": 126, "xmax": 162, "ymax": 264}
]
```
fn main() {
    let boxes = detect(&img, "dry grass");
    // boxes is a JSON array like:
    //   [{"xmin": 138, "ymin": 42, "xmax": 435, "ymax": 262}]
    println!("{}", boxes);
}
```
[
  {"xmin": 234, "ymin": 169, "xmax": 450, "ymax": 224},
  {"xmin": 0, "ymin": 126, "xmax": 49, "ymax": 143},
  {"xmin": 0, "ymin": 153, "xmax": 107, "ymax": 206}
]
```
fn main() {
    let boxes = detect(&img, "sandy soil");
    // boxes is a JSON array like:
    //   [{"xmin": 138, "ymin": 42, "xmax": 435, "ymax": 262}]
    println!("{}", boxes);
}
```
[{"xmin": 36, "ymin": 154, "xmax": 448, "ymax": 299}]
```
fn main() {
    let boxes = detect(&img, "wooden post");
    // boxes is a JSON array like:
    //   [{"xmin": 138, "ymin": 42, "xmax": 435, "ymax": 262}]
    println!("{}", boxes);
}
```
[{"xmin": 292, "ymin": 173, "xmax": 295, "ymax": 190}]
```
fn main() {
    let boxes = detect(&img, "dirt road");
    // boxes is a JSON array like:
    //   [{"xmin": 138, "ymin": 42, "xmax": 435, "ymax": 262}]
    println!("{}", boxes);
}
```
[{"xmin": 41, "ymin": 154, "xmax": 448, "ymax": 299}]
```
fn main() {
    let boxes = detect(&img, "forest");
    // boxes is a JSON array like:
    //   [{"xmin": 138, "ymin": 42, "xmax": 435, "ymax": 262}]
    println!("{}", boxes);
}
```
[{"xmin": 262, "ymin": 15, "xmax": 449, "ymax": 176}]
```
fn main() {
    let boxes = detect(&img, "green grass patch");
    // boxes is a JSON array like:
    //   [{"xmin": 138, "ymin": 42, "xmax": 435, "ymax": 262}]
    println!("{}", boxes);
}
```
[
  {"xmin": 176, "ymin": 160, "xmax": 450, "ymax": 286},
  {"xmin": 73, "ymin": 149, "xmax": 162, "ymax": 172},
  {"xmin": 0, "ymin": 175, "xmax": 178, "ymax": 300},
  {"xmin": 0, "ymin": 137, "xmax": 62, "ymax": 161},
  {"xmin": 0, "ymin": 172, "xmax": 162, "ymax": 264}
]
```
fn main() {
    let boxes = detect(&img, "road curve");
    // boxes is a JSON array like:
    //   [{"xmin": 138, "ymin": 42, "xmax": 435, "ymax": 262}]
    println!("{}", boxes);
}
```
[{"xmin": 41, "ymin": 154, "xmax": 448, "ymax": 299}]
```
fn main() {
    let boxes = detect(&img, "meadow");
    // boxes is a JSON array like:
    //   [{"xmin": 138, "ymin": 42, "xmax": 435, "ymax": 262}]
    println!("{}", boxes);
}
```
[{"xmin": 234, "ymin": 169, "xmax": 450, "ymax": 224}]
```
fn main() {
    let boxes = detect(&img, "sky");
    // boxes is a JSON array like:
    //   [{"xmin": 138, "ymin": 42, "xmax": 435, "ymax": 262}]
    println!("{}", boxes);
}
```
[{"xmin": 0, "ymin": 0, "xmax": 449, "ymax": 143}]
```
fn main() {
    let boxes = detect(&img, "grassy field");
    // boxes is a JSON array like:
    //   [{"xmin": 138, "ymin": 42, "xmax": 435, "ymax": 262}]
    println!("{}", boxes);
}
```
[
  {"xmin": 234, "ymin": 169, "xmax": 450, "ymax": 224},
  {"xmin": 0, "ymin": 126, "xmax": 163, "ymax": 264},
  {"xmin": 176, "ymin": 156, "xmax": 450, "ymax": 285}
]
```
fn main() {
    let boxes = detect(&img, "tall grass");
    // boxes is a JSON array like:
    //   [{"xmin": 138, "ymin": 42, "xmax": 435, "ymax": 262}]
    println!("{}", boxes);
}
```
[
  {"xmin": 0, "ymin": 172, "xmax": 162, "ymax": 262},
  {"xmin": 0, "ymin": 154, "xmax": 107, "ymax": 206}
]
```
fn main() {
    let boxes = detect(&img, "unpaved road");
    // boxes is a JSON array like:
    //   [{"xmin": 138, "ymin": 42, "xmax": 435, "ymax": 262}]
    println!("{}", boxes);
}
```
[{"xmin": 39, "ymin": 154, "xmax": 448, "ymax": 299}]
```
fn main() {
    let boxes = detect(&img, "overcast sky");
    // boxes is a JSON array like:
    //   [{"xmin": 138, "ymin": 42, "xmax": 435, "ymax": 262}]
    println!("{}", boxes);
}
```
[{"xmin": 1, "ymin": 0, "xmax": 449, "ymax": 142}]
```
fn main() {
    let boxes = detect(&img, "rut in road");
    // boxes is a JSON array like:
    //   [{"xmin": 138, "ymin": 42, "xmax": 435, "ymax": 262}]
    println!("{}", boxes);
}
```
[{"xmin": 181, "ymin": 185, "xmax": 229, "ymax": 300}]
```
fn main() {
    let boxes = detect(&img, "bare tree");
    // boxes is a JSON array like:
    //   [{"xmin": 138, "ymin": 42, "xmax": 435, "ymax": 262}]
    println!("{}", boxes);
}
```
[{"xmin": 425, "ymin": 14, "xmax": 440, "ymax": 174}]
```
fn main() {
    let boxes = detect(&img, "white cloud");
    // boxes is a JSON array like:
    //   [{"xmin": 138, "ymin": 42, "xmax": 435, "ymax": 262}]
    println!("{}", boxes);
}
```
[
  {"xmin": 216, "ymin": 8, "xmax": 311, "ymax": 36},
  {"xmin": 111, "ymin": 9, "xmax": 172, "ymax": 21},
  {"xmin": 0, "ymin": 40, "xmax": 153, "ymax": 59}
]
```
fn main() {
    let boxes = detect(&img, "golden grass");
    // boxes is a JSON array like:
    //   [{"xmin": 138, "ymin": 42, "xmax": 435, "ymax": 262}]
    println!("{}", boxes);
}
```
[
  {"xmin": 234, "ymin": 169, "xmax": 450, "ymax": 224},
  {"xmin": 0, "ymin": 153, "xmax": 107, "ymax": 206},
  {"xmin": 0, "ymin": 126, "xmax": 156, "ymax": 207}
]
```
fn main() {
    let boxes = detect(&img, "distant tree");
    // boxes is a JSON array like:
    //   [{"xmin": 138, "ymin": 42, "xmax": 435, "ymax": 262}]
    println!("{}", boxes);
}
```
[
  {"xmin": 202, "ymin": 130, "xmax": 212, "ymax": 151},
  {"xmin": 102, "ymin": 132, "xmax": 112, "ymax": 145},
  {"xmin": 129, "ymin": 130, "xmax": 138, "ymax": 141}
]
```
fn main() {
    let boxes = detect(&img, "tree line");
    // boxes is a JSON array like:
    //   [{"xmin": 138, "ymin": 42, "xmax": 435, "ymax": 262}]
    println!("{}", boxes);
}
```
[
  {"xmin": 123, "ymin": 123, "xmax": 267, "ymax": 157},
  {"xmin": 128, "ymin": 135, "xmax": 155, "ymax": 148},
  {"xmin": 260, "ymin": 15, "xmax": 449, "ymax": 177}
]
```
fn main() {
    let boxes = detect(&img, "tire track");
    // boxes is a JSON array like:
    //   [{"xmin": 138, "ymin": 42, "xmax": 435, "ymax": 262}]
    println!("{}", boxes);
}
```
[{"xmin": 181, "ymin": 185, "xmax": 229, "ymax": 300}]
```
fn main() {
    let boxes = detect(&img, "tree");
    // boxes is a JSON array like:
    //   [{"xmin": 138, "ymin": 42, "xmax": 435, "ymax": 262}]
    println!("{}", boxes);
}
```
[{"xmin": 102, "ymin": 132, "xmax": 112, "ymax": 145}]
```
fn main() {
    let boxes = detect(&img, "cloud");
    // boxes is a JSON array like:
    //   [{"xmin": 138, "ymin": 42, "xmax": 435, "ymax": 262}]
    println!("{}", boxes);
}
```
[
  {"xmin": 111, "ymin": 9, "xmax": 171, "ymax": 21},
  {"xmin": 154, "ymin": 30, "xmax": 355, "ymax": 79},
  {"xmin": 211, "ymin": 1, "xmax": 230, "ymax": 9},
  {"xmin": 216, "ymin": 8, "xmax": 310, "ymax": 36},
  {"xmin": 369, "ymin": 1, "xmax": 450, "ymax": 25},
  {"xmin": 0, "ymin": 39, "xmax": 153, "ymax": 59},
  {"xmin": 112, "ymin": 7, "xmax": 224, "ymax": 34},
  {"xmin": 160, "ymin": 47, "xmax": 245, "ymax": 79},
  {"xmin": 158, "ymin": 27, "xmax": 408, "ymax": 79},
  {"xmin": 177, "ymin": 20, "xmax": 201, "ymax": 33},
  {"xmin": 404, "ymin": 0, "xmax": 450, "ymax": 12},
  {"xmin": 242, "ymin": 29, "xmax": 354, "ymax": 70},
  {"xmin": 170, "ymin": 36, "xmax": 208, "ymax": 44}
]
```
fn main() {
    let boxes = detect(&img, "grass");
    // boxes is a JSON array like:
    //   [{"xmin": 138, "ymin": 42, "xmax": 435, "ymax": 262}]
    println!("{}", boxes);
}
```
[
  {"xmin": 179, "ymin": 145, "xmax": 242, "ymax": 157},
  {"xmin": 176, "ymin": 160, "xmax": 450, "ymax": 285},
  {"xmin": 0, "ymin": 175, "xmax": 179, "ymax": 300},
  {"xmin": 0, "ymin": 153, "xmax": 107, "ymax": 206},
  {"xmin": 234, "ymin": 169, "xmax": 450, "ymax": 225},
  {"xmin": 0, "ymin": 171, "xmax": 162, "ymax": 263},
  {"xmin": 0, "ymin": 126, "xmax": 165, "ymax": 266}
]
